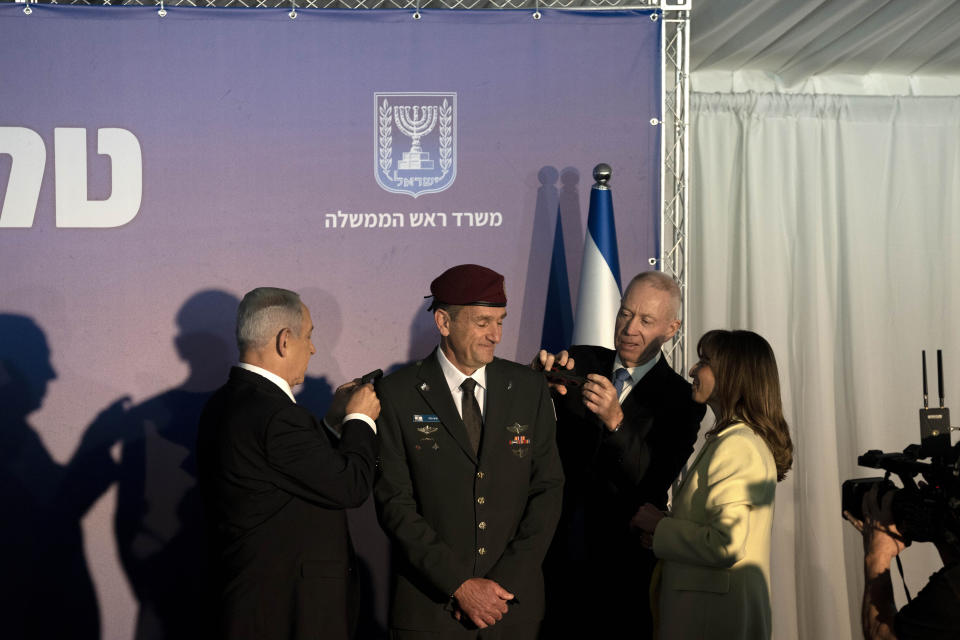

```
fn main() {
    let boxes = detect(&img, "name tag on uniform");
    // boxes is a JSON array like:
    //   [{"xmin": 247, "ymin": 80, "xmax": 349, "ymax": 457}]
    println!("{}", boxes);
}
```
[{"xmin": 412, "ymin": 414, "xmax": 440, "ymax": 423}]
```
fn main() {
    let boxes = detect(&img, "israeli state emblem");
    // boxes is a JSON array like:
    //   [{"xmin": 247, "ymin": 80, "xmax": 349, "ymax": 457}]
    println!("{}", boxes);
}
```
[{"xmin": 375, "ymin": 92, "xmax": 457, "ymax": 198}]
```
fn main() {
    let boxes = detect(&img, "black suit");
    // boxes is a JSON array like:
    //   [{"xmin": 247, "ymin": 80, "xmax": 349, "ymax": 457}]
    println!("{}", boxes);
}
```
[
  {"xmin": 542, "ymin": 346, "xmax": 705, "ymax": 639},
  {"xmin": 374, "ymin": 350, "xmax": 564, "ymax": 636},
  {"xmin": 197, "ymin": 367, "xmax": 377, "ymax": 640}
]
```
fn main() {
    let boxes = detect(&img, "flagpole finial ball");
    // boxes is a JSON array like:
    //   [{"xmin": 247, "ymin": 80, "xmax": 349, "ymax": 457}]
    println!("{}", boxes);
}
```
[{"xmin": 593, "ymin": 163, "xmax": 612, "ymax": 187}]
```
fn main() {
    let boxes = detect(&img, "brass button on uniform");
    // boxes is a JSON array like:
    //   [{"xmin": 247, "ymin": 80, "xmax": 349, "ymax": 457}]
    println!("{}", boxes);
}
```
[
  {"xmin": 477, "ymin": 496, "xmax": 485, "ymax": 505},
  {"xmin": 478, "ymin": 521, "xmax": 487, "ymax": 530},
  {"xmin": 478, "ymin": 547, "xmax": 487, "ymax": 555},
  {"xmin": 477, "ymin": 471, "xmax": 485, "ymax": 479}
]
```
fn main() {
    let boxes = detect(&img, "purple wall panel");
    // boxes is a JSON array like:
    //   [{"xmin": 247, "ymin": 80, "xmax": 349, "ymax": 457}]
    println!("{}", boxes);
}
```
[{"xmin": 0, "ymin": 6, "xmax": 660, "ymax": 637}]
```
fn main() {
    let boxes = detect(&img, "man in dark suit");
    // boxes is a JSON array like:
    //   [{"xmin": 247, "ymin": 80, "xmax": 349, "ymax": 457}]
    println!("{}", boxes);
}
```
[
  {"xmin": 374, "ymin": 264, "xmax": 564, "ymax": 639},
  {"xmin": 534, "ymin": 271, "xmax": 706, "ymax": 639},
  {"xmin": 197, "ymin": 287, "xmax": 380, "ymax": 640}
]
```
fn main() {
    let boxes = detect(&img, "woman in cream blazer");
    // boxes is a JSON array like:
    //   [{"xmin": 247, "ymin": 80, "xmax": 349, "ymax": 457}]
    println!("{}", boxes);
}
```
[{"xmin": 632, "ymin": 330, "xmax": 794, "ymax": 640}]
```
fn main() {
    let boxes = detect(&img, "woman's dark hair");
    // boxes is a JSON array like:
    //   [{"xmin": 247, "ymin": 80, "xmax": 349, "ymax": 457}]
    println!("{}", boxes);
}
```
[{"xmin": 697, "ymin": 329, "xmax": 793, "ymax": 481}]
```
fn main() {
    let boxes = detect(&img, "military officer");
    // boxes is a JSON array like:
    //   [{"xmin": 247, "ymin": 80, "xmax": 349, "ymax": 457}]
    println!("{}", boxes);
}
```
[{"xmin": 374, "ymin": 264, "xmax": 564, "ymax": 639}]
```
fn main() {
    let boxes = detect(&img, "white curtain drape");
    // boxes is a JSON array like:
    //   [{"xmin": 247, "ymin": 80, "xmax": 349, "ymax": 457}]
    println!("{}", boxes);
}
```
[{"xmin": 688, "ymin": 92, "xmax": 960, "ymax": 639}]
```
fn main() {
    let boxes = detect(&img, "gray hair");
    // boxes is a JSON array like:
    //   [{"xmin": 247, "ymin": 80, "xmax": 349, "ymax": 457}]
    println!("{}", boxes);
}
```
[
  {"xmin": 236, "ymin": 287, "xmax": 304, "ymax": 353},
  {"xmin": 626, "ymin": 271, "xmax": 682, "ymax": 320}
]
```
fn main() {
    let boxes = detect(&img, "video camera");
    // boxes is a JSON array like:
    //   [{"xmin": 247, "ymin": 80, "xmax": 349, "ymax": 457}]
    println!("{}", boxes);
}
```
[{"xmin": 842, "ymin": 350, "xmax": 960, "ymax": 546}]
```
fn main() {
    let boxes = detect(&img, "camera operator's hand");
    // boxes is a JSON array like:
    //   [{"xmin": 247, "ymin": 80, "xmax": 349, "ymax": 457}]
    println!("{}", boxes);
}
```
[
  {"xmin": 844, "ymin": 486, "xmax": 909, "ymax": 640},
  {"xmin": 844, "ymin": 486, "xmax": 908, "ymax": 564}
]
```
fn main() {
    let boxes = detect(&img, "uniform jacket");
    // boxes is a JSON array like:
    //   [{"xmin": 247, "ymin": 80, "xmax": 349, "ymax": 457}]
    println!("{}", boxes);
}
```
[
  {"xmin": 197, "ymin": 366, "xmax": 377, "ymax": 640},
  {"xmin": 373, "ymin": 350, "xmax": 564, "ymax": 632},
  {"xmin": 653, "ymin": 422, "xmax": 777, "ymax": 640}
]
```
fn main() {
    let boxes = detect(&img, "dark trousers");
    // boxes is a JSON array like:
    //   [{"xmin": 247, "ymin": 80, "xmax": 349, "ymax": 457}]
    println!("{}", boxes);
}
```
[{"xmin": 390, "ymin": 621, "xmax": 540, "ymax": 640}]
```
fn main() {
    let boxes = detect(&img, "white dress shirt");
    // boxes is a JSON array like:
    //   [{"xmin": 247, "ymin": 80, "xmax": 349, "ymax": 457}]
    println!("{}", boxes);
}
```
[
  {"xmin": 238, "ymin": 362, "xmax": 295, "ymax": 401},
  {"xmin": 436, "ymin": 347, "xmax": 487, "ymax": 420},
  {"xmin": 612, "ymin": 351, "xmax": 660, "ymax": 404}
]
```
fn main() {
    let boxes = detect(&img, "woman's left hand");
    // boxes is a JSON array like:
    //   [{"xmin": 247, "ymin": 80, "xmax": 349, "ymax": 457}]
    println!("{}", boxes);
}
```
[{"xmin": 631, "ymin": 503, "xmax": 666, "ymax": 548}]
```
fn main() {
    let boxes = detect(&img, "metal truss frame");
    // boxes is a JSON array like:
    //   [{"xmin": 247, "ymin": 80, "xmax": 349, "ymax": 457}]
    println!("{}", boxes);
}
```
[
  {"xmin": 659, "ymin": 2, "xmax": 691, "ymax": 374},
  {"xmin": 8, "ymin": 0, "xmax": 691, "ymax": 373},
  {"xmin": 11, "ymin": 0, "xmax": 684, "ymax": 9}
]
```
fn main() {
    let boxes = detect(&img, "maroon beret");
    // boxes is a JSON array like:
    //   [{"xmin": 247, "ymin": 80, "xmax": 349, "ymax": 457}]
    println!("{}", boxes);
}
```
[{"xmin": 427, "ymin": 264, "xmax": 507, "ymax": 310}]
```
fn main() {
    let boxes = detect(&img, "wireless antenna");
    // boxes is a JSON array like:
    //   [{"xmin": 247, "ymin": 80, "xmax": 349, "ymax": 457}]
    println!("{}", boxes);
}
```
[
  {"xmin": 919, "ymin": 349, "xmax": 951, "ymax": 458},
  {"xmin": 938, "ymin": 349, "xmax": 945, "ymax": 408}
]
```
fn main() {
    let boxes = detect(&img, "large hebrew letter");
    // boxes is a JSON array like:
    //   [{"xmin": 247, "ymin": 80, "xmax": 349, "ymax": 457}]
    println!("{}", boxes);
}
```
[
  {"xmin": 0, "ymin": 127, "xmax": 46, "ymax": 228},
  {"xmin": 55, "ymin": 128, "xmax": 143, "ymax": 228}
]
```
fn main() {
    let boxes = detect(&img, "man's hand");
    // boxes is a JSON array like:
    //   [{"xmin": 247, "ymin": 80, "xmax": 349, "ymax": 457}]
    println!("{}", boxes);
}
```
[
  {"xmin": 345, "ymin": 382, "xmax": 380, "ymax": 422},
  {"xmin": 630, "ymin": 503, "xmax": 666, "ymax": 549},
  {"xmin": 531, "ymin": 349, "xmax": 576, "ymax": 395},
  {"xmin": 452, "ymin": 578, "xmax": 514, "ymax": 629},
  {"xmin": 582, "ymin": 373, "xmax": 623, "ymax": 431},
  {"xmin": 324, "ymin": 380, "xmax": 359, "ymax": 429}
]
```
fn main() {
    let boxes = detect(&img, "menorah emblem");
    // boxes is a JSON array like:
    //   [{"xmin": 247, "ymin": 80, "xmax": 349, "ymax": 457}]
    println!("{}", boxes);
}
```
[
  {"xmin": 375, "ymin": 92, "xmax": 457, "ymax": 198},
  {"xmin": 394, "ymin": 105, "xmax": 439, "ymax": 170}
]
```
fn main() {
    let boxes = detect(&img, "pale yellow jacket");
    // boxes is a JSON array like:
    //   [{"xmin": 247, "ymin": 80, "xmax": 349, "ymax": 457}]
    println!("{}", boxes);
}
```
[{"xmin": 652, "ymin": 421, "xmax": 777, "ymax": 640}]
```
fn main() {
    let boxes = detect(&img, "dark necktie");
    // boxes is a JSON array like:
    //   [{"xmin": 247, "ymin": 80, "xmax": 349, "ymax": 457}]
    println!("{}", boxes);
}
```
[
  {"xmin": 613, "ymin": 367, "xmax": 632, "ymax": 397},
  {"xmin": 460, "ymin": 378, "xmax": 484, "ymax": 454}
]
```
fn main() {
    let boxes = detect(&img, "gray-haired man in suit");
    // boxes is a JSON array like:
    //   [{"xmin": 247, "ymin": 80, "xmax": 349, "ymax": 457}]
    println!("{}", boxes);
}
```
[{"xmin": 198, "ymin": 287, "xmax": 379, "ymax": 640}]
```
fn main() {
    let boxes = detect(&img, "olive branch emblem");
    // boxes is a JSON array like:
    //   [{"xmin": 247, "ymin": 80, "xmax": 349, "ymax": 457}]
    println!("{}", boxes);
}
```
[
  {"xmin": 378, "ymin": 98, "xmax": 393, "ymax": 174},
  {"xmin": 438, "ymin": 98, "xmax": 452, "ymax": 177}
]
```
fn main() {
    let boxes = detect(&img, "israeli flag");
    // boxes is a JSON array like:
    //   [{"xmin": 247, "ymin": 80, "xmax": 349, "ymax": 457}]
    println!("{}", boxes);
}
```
[{"xmin": 571, "ymin": 179, "xmax": 622, "ymax": 348}]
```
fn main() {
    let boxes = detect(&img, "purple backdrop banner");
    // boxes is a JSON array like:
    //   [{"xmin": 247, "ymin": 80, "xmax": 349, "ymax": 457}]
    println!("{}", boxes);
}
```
[{"xmin": 0, "ymin": 5, "xmax": 660, "ymax": 638}]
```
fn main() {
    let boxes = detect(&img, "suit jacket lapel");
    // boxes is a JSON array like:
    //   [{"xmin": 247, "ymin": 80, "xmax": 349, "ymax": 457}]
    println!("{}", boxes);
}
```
[
  {"xmin": 674, "ymin": 436, "xmax": 711, "ymax": 497},
  {"xmin": 618, "ymin": 355, "xmax": 665, "ymax": 433},
  {"xmin": 415, "ymin": 350, "xmax": 477, "ymax": 463},
  {"xmin": 674, "ymin": 423, "xmax": 747, "ymax": 497},
  {"xmin": 621, "ymin": 355, "xmax": 681, "ymax": 426}
]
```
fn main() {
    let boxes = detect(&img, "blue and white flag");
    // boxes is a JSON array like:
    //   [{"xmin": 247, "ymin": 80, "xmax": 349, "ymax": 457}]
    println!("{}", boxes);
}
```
[{"xmin": 572, "ymin": 182, "xmax": 623, "ymax": 348}]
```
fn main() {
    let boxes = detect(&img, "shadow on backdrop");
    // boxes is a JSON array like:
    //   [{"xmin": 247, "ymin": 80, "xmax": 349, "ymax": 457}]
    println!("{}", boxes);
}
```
[
  {"xmin": 406, "ymin": 304, "xmax": 441, "ymax": 364},
  {"xmin": 517, "ymin": 166, "xmax": 583, "ymax": 359},
  {"xmin": 92, "ymin": 289, "xmax": 239, "ymax": 640},
  {"xmin": 558, "ymin": 166, "xmax": 584, "ymax": 298},
  {"xmin": 0, "ymin": 314, "xmax": 106, "ymax": 640}
]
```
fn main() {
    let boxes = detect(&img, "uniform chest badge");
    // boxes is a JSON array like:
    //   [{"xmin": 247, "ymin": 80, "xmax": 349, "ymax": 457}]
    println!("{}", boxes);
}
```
[
  {"xmin": 415, "ymin": 437, "xmax": 440, "ymax": 451},
  {"xmin": 415, "ymin": 417, "xmax": 441, "ymax": 451},
  {"xmin": 506, "ymin": 423, "xmax": 531, "ymax": 458}
]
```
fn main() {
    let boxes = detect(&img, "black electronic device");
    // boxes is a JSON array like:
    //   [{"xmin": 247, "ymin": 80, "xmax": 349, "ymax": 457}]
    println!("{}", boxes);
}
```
[
  {"xmin": 360, "ymin": 369, "xmax": 383, "ymax": 385},
  {"xmin": 543, "ymin": 367, "xmax": 588, "ymax": 388}
]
